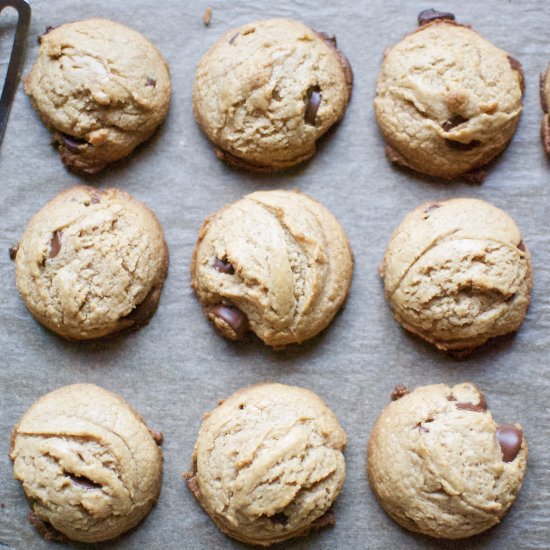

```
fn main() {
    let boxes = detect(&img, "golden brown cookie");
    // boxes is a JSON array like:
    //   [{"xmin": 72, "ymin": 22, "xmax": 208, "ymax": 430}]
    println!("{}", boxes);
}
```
[
  {"xmin": 191, "ymin": 190, "xmax": 353, "ymax": 347},
  {"xmin": 25, "ymin": 19, "xmax": 171, "ymax": 174},
  {"xmin": 10, "ymin": 384, "xmax": 163, "ymax": 543},
  {"xmin": 381, "ymin": 198, "xmax": 532, "ymax": 354},
  {"xmin": 368, "ymin": 383, "xmax": 527, "ymax": 539},
  {"xmin": 193, "ymin": 18, "xmax": 352, "ymax": 171},
  {"xmin": 374, "ymin": 10, "xmax": 524, "ymax": 180},
  {"xmin": 184, "ymin": 383, "xmax": 346, "ymax": 546},
  {"xmin": 14, "ymin": 185, "xmax": 168, "ymax": 340}
]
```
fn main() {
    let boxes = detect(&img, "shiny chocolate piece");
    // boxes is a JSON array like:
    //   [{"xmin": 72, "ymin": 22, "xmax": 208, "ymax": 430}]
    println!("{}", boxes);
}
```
[
  {"xmin": 496, "ymin": 424, "xmax": 523, "ymax": 462},
  {"xmin": 518, "ymin": 240, "xmax": 526, "ymax": 252},
  {"xmin": 209, "ymin": 304, "xmax": 248, "ymax": 339},
  {"xmin": 445, "ymin": 138, "xmax": 481, "ymax": 151},
  {"xmin": 456, "ymin": 401, "xmax": 487, "ymax": 413},
  {"xmin": 60, "ymin": 133, "xmax": 89, "ymax": 153},
  {"xmin": 67, "ymin": 473, "xmax": 102, "ymax": 490},
  {"xmin": 146, "ymin": 77, "xmax": 156, "ymax": 87},
  {"xmin": 49, "ymin": 231, "xmax": 62, "ymax": 259},
  {"xmin": 304, "ymin": 86, "xmax": 322, "ymax": 125},
  {"xmin": 447, "ymin": 394, "xmax": 457, "ymax": 401},
  {"xmin": 9, "ymin": 244, "xmax": 18, "ymax": 260},
  {"xmin": 391, "ymin": 384, "xmax": 409, "ymax": 401},
  {"xmin": 442, "ymin": 115, "xmax": 468, "ymax": 131},
  {"xmin": 418, "ymin": 8, "xmax": 455, "ymax": 26},
  {"xmin": 213, "ymin": 257, "xmax": 235, "ymax": 275}
]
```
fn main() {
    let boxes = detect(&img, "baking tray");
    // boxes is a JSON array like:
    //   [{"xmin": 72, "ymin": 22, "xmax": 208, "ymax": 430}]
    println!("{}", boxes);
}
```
[{"xmin": 1, "ymin": 1, "xmax": 549, "ymax": 548}]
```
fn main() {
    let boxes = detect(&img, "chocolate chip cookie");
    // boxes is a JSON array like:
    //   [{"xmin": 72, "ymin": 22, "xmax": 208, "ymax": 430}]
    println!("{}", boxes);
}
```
[
  {"xmin": 375, "ymin": 10, "xmax": 524, "ymax": 180},
  {"xmin": 193, "ymin": 18, "xmax": 352, "ymax": 171},
  {"xmin": 184, "ymin": 383, "xmax": 346, "ymax": 546},
  {"xmin": 14, "ymin": 185, "xmax": 168, "ymax": 340},
  {"xmin": 381, "ymin": 198, "xmax": 532, "ymax": 354},
  {"xmin": 10, "ymin": 384, "xmax": 163, "ymax": 543},
  {"xmin": 191, "ymin": 190, "xmax": 353, "ymax": 347},
  {"xmin": 540, "ymin": 63, "xmax": 550, "ymax": 155},
  {"xmin": 368, "ymin": 383, "xmax": 527, "ymax": 539},
  {"xmin": 25, "ymin": 19, "xmax": 171, "ymax": 174}
]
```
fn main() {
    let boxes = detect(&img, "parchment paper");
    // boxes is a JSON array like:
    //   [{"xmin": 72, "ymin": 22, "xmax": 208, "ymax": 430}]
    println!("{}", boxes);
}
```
[{"xmin": 1, "ymin": 1, "xmax": 549, "ymax": 548}]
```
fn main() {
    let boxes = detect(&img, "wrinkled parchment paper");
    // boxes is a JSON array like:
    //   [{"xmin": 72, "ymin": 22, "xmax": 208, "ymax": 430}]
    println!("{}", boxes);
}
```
[{"xmin": 1, "ymin": 1, "xmax": 549, "ymax": 548}]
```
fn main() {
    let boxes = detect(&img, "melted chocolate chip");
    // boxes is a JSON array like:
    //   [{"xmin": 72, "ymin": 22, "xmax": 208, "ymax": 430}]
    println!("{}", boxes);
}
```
[
  {"xmin": 456, "ymin": 402, "xmax": 486, "ymax": 413},
  {"xmin": 518, "ymin": 240, "xmax": 526, "ymax": 252},
  {"xmin": 9, "ymin": 245, "xmax": 18, "ymax": 260},
  {"xmin": 445, "ymin": 139, "xmax": 481, "ymax": 151},
  {"xmin": 442, "ymin": 115, "xmax": 468, "ymax": 131},
  {"xmin": 269, "ymin": 512, "xmax": 288, "ymax": 525},
  {"xmin": 60, "ymin": 133, "xmax": 89, "ymax": 153},
  {"xmin": 209, "ymin": 304, "xmax": 249, "ymax": 339},
  {"xmin": 418, "ymin": 8, "xmax": 455, "ymax": 25},
  {"xmin": 447, "ymin": 394, "xmax": 457, "ymax": 401},
  {"xmin": 391, "ymin": 384, "xmax": 409, "ymax": 401},
  {"xmin": 213, "ymin": 257, "xmax": 235, "ymax": 275},
  {"xmin": 67, "ymin": 473, "xmax": 102, "ymax": 490},
  {"xmin": 496, "ymin": 424, "xmax": 523, "ymax": 462},
  {"xmin": 229, "ymin": 32, "xmax": 239, "ymax": 45},
  {"xmin": 317, "ymin": 31, "xmax": 337, "ymax": 48},
  {"xmin": 304, "ymin": 86, "xmax": 322, "ymax": 126},
  {"xmin": 49, "ymin": 231, "xmax": 62, "ymax": 259},
  {"xmin": 146, "ymin": 77, "xmax": 156, "ymax": 87},
  {"xmin": 123, "ymin": 287, "xmax": 158, "ymax": 325}
]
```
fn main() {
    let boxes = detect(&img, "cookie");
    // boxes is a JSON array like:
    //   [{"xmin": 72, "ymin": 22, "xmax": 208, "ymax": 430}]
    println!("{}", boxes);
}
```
[
  {"xmin": 381, "ymin": 198, "xmax": 532, "ymax": 354},
  {"xmin": 10, "ymin": 384, "xmax": 163, "ymax": 543},
  {"xmin": 367, "ymin": 383, "xmax": 527, "ymax": 539},
  {"xmin": 540, "ymin": 63, "xmax": 550, "ymax": 155},
  {"xmin": 184, "ymin": 383, "xmax": 346, "ymax": 546},
  {"xmin": 191, "ymin": 190, "xmax": 353, "ymax": 347},
  {"xmin": 193, "ymin": 18, "xmax": 352, "ymax": 171},
  {"xmin": 25, "ymin": 19, "xmax": 171, "ymax": 174},
  {"xmin": 14, "ymin": 185, "xmax": 168, "ymax": 340},
  {"xmin": 374, "ymin": 11, "xmax": 524, "ymax": 180}
]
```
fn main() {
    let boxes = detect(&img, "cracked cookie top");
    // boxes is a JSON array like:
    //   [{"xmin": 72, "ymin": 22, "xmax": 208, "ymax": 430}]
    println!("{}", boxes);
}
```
[
  {"xmin": 191, "ymin": 190, "xmax": 353, "ymax": 347},
  {"xmin": 374, "ymin": 18, "xmax": 523, "ymax": 179},
  {"xmin": 381, "ymin": 198, "xmax": 532, "ymax": 353},
  {"xmin": 367, "ymin": 383, "xmax": 527, "ymax": 539},
  {"xmin": 15, "ymin": 185, "xmax": 168, "ymax": 340},
  {"xmin": 192, "ymin": 18, "xmax": 352, "ymax": 171},
  {"xmin": 185, "ymin": 383, "xmax": 346, "ymax": 546},
  {"xmin": 25, "ymin": 19, "xmax": 171, "ymax": 174},
  {"xmin": 10, "ymin": 384, "xmax": 163, "ymax": 543}
]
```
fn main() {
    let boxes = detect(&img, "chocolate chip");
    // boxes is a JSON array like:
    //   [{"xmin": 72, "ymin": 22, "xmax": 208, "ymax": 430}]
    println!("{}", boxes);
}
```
[
  {"xmin": 442, "ymin": 115, "xmax": 468, "ymax": 131},
  {"xmin": 269, "ymin": 512, "xmax": 288, "ymax": 525},
  {"xmin": 496, "ymin": 424, "xmax": 523, "ymax": 462},
  {"xmin": 229, "ymin": 32, "xmax": 239, "ymax": 45},
  {"xmin": 49, "ymin": 231, "xmax": 62, "ymax": 259},
  {"xmin": 9, "ymin": 245, "xmax": 18, "ymax": 260},
  {"xmin": 146, "ymin": 77, "xmax": 156, "ymax": 87},
  {"xmin": 213, "ymin": 257, "xmax": 235, "ymax": 275},
  {"xmin": 150, "ymin": 429, "xmax": 164, "ymax": 445},
  {"xmin": 123, "ymin": 287, "xmax": 158, "ymax": 325},
  {"xmin": 418, "ymin": 8, "xmax": 455, "ymax": 26},
  {"xmin": 304, "ymin": 86, "xmax": 322, "ymax": 126},
  {"xmin": 317, "ymin": 31, "xmax": 337, "ymax": 48},
  {"xmin": 209, "ymin": 304, "xmax": 249, "ymax": 339},
  {"xmin": 445, "ymin": 139, "xmax": 481, "ymax": 151},
  {"xmin": 508, "ymin": 55, "xmax": 525, "ymax": 93},
  {"xmin": 60, "ymin": 133, "xmax": 89, "ymax": 153},
  {"xmin": 423, "ymin": 203, "xmax": 441, "ymax": 216},
  {"xmin": 518, "ymin": 240, "xmax": 526, "ymax": 252},
  {"xmin": 447, "ymin": 394, "xmax": 457, "ymax": 401},
  {"xmin": 391, "ymin": 384, "xmax": 409, "ymax": 401},
  {"xmin": 456, "ymin": 402, "xmax": 486, "ymax": 413},
  {"xmin": 67, "ymin": 473, "xmax": 102, "ymax": 490}
]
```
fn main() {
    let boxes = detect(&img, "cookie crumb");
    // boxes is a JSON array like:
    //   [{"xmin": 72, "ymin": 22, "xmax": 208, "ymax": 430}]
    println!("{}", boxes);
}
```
[
  {"xmin": 391, "ymin": 384, "xmax": 409, "ymax": 401},
  {"xmin": 203, "ymin": 7, "xmax": 212, "ymax": 26}
]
